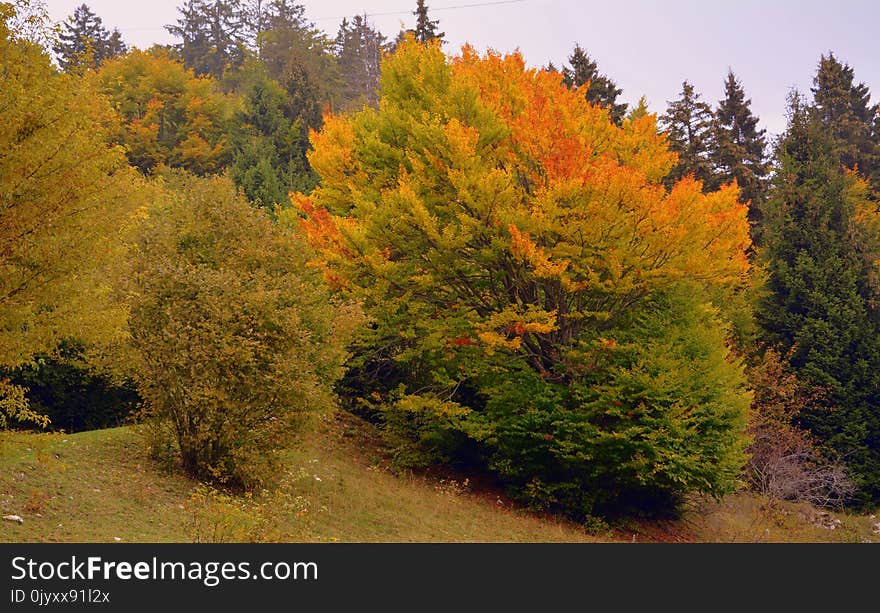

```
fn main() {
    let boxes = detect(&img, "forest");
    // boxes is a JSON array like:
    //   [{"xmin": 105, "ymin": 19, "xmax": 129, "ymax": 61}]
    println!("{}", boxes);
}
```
[{"xmin": 2, "ymin": 0, "xmax": 879, "ymax": 540}]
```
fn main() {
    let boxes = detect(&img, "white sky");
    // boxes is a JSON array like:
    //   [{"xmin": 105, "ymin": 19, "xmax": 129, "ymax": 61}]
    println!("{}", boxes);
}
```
[{"xmin": 41, "ymin": 0, "xmax": 880, "ymax": 136}]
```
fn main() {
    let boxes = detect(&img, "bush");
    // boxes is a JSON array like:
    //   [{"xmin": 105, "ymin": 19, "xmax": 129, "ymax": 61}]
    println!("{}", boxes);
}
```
[
  {"xmin": 746, "ymin": 350, "xmax": 855, "ymax": 507},
  {"xmin": 127, "ymin": 173, "xmax": 357, "ymax": 488}
]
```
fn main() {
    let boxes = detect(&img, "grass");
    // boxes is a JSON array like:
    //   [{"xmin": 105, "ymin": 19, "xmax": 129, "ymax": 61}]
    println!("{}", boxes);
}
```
[{"xmin": 1, "ymin": 412, "xmax": 877, "ymax": 543}]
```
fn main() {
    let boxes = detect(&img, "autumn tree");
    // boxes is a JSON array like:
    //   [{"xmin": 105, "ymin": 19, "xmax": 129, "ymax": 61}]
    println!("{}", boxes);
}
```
[
  {"xmin": 709, "ymin": 70, "xmax": 769, "ymax": 241},
  {"xmin": 53, "ymin": 4, "xmax": 126, "ymax": 72},
  {"xmin": 293, "ymin": 41, "xmax": 752, "ymax": 517},
  {"xmin": 0, "ymin": 4, "xmax": 145, "ymax": 427},
  {"xmin": 661, "ymin": 81, "xmax": 715, "ymax": 186},
  {"xmin": 127, "ymin": 173, "xmax": 358, "ymax": 487},
  {"xmin": 758, "ymin": 93, "xmax": 880, "ymax": 507},
  {"xmin": 561, "ymin": 44, "xmax": 627, "ymax": 125},
  {"xmin": 95, "ymin": 48, "xmax": 234, "ymax": 174}
]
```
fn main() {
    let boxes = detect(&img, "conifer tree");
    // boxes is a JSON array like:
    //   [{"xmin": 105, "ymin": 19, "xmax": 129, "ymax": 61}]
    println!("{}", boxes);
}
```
[
  {"xmin": 561, "ymin": 44, "xmax": 627, "ymax": 125},
  {"xmin": 759, "ymin": 93, "xmax": 880, "ymax": 507},
  {"xmin": 53, "ymin": 4, "xmax": 127, "ymax": 71},
  {"xmin": 334, "ymin": 14, "xmax": 386, "ymax": 110},
  {"xmin": 167, "ymin": 0, "xmax": 245, "ymax": 79},
  {"xmin": 412, "ymin": 0, "xmax": 443, "ymax": 44},
  {"xmin": 709, "ymin": 70, "xmax": 769, "ymax": 241},
  {"xmin": 660, "ymin": 81, "xmax": 714, "ymax": 186},
  {"xmin": 811, "ymin": 53, "xmax": 879, "ymax": 191}
]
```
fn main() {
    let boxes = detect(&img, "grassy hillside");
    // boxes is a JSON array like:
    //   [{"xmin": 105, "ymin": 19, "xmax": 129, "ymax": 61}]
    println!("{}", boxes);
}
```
[{"xmin": 1, "ymin": 413, "xmax": 877, "ymax": 543}]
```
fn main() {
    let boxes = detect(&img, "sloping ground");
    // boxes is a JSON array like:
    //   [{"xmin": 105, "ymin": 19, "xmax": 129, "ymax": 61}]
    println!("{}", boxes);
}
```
[{"xmin": 1, "ymin": 413, "xmax": 877, "ymax": 543}]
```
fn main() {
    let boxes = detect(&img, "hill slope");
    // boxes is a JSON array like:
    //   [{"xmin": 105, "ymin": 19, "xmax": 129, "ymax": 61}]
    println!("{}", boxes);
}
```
[{"xmin": 1, "ymin": 413, "xmax": 877, "ymax": 543}]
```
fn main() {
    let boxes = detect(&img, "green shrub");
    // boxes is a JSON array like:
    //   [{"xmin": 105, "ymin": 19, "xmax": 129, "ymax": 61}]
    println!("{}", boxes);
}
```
[{"xmin": 127, "ymin": 173, "xmax": 358, "ymax": 488}]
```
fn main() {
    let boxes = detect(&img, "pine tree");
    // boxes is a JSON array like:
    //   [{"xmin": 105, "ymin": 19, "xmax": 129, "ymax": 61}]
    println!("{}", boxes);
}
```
[
  {"xmin": 334, "ymin": 14, "xmax": 386, "ymax": 110},
  {"xmin": 561, "ymin": 44, "xmax": 627, "ymax": 125},
  {"xmin": 412, "ymin": 0, "xmax": 443, "ymax": 44},
  {"xmin": 166, "ymin": 0, "xmax": 245, "ymax": 79},
  {"xmin": 758, "ymin": 93, "xmax": 880, "ymax": 507},
  {"xmin": 709, "ymin": 70, "xmax": 769, "ymax": 241},
  {"xmin": 811, "ymin": 53, "xmax": 879, "ymax": 191},
  {"xmin": 53, "ymin": 4, "xmax": 127, "ymax": 71},
  {"xmin": 660, "ymin": 81, "xmax": 714, "ymax": 186}
]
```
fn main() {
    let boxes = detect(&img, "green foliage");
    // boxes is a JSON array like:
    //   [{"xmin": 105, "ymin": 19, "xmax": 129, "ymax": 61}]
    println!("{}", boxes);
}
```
[
  {"xmin": 758, "ymin": 94, "xmax": 880, "ymax": 506},
  {"xmin": 464, "ymin": 290, "xmax": 749, "ymax": 517},
  {"xmin": 811, "ymin": 53, "xmax": 879, "ymax": 193},
  {"xmin": 227, "ymin": 60, "xmax": 315, "ymax": 206},
  {"xmin": 561, "ymin": 44, "xmax": 627, "ymax": 125},
  {"xmin": 126, "ymin": 172, "xmax": 357, "ymax": 488}
]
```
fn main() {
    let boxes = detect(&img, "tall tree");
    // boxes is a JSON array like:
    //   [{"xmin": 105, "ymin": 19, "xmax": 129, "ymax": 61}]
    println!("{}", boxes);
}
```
[
  {"xmin": 228, "ymin": 61, "xmax": 315, "ymax": 206},
  {"xmin": 412, "ymin": 0, "xmax": 443, "ymax": 44},
  {"xmin": 709, "ymin": 70, "xmax": 770, "ymax": 241},
  {"xmin": 758, "ymin": 93, "xmax": 880, "ymax": 507},
  {"xmin": 166, "ymin": 0, "xmax": 246, "ymax": 79},
  {"xmin": 334, "ymin": 14, "xmax": 386, "ymax": 111},
  {"xmin": 53, "ymin": 3, "xmax": 127, "ymax": 71},
  {"xmin": 660, "ymin": 81, "xmax": 714, "ymax": 186},
  {"xmin": 561, "ymin": 44, "xmax": 627, "ymax": 125},
  {"xmin": 294, "ymin": 42, "xmax": 752, "ymax": 518},
  {"xmin": 811, "ymin": 52, "xmax": 880, "ymax": 193},
  {"xmin": 1, "ymin": 5, "xmax": 145, "ymax": 425}
]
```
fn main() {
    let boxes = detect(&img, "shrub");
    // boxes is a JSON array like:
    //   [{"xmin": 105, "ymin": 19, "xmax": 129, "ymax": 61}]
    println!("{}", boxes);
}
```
[
  {"xmin": 746, "ymin": 350, "xmax": 855, "ymax": 508},
  {"xmin": 127, "ymin": 172, "xmax": 358, "ymax": 488}
]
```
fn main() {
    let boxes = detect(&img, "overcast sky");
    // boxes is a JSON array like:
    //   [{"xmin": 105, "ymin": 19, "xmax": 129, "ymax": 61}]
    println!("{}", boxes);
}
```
[{"xmin": 42, "ymin": 0, "xmax": 880, "ymax": 136}]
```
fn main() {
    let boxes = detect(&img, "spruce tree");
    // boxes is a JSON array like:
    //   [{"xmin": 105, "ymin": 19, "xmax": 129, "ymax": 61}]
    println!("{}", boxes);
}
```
[
  {"xmin": 53, "ymin": 4, "xmax": 127, "ymax": 71},
  {"xmin": 167, "ymin": 0, "xmax": 245, "ymax": 79},
  {"xmin": 759, "ymin": 93, "xmax": 880, "ymax": 507},
  {"xmin": 709, "ymin": 70, "xmax": 769, "ymax": 241},
  {"xmin": 561, "ymin": 45, "xmax": 627, "ymax": 125},
  {"xmin": 412, "ymin": 0, "xmax": 443, "ymax": 44},
  {"xmin": 660, "ymin": 81, "xmax": 714, "ymax": 186},
  {"xmin": 335, "ymin": 15, "xmax": 386, "ymax": 110},
  {"xmin": 811, "ymin": 53, "xmax": 880, "ymax": 192}
]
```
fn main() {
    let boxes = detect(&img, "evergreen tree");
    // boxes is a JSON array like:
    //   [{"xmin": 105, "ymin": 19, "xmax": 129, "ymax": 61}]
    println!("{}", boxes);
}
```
[
  {"xmin": 561, "ymin": 44, "xmax": 627, "ymax": 125},
  {"xmin": 709, "ymin": 70, "xmax": 769, "ymax": 241},
  {"xmin": 53, "ymin": 4, "xmax": 127, "ymax": 71},
  {"xmin": 412, "ymin": 0, "xmax": 443, "ymax": 44},
  {"xmin": 758, "ymin": 93, "xmax": 880, "ymax": 507},
  {"xmin": 811, "ymin": 53, "xmax": 879, "ymax": 191},
  {"xmin": 334, "ymin": 14, "xmax": 386, "ymax": 110},
  {"xmin": 167, "ymin": 0, "xmax": 246, "ymax": 79},
  {"xmin": 228, "ymin": 61, "xmax": 315, "ymax": 206},
  {"xmin": 660, "ymin": 81, "xmax": 714, "ymax": 186}
]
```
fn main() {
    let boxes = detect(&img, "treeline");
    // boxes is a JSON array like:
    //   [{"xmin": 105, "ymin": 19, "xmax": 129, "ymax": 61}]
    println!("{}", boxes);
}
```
[{"xmin": 2, "ymin": 0, "xmax": 879, "ymax": 518}]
